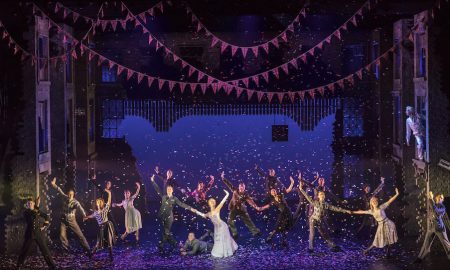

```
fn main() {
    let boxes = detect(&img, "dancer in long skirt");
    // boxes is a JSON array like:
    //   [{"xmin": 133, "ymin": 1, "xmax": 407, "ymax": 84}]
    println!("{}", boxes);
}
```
[
  {"xmin": 357, "ymin": 177, "xmax": 385, "ymax": 236},
  {"xmin": 50, "ymin": 177, "xmax": 91, "ymax": 258},
  {"xmin": 113, "ymin": 182, "xmax": 142, "ymax": 242},
  {"xmin": 416, "ymin": 191, "xmax": 450, "ymax": 262},
  {"xmin": 351, "ymin": 188, "xmax": 399, "ymax": 256},
  {"xmin": 256, "ymin": 176, "xmax": 296, "ymax": 248},
  {"xmin": 84, "ymin": 189, "xmax": 116, "ymax": 261},
  {"xmin": 190, "ymin": 189, "xmax": 238, "ymax": 258}
]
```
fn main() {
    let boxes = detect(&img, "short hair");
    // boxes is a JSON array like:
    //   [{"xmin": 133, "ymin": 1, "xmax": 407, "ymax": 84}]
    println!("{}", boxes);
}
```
[
  {"xmin": 406, "ymin": 106, "xmax": 415, "ymax": 113},
  {"xmin": 26, "ymin": 197, "xmax": 34, "ymax": 202}
]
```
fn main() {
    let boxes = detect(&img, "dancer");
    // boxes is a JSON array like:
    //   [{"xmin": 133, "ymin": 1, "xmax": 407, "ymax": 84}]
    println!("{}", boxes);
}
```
[
  {"xmin": 84, "ymin": 189, "xmax": 115, "ymax": 261},
  {"xmin": 154, "ymin": 166, "xmax": 178, "ymax": 192},
  {"xmin": 187, "ymin": 175, "xmax": 215, "ymax": 210},
  {"xmin": 298, "ymin": 182, "xmax": 352, "ymax": 253},
  {"xmin": 357, "ymin": 177, "xmax": 385, "ymax": 235},
  {"xmin": 256, "ymin": 176, "xmax": 296, "ymax": 247},
  {"xmin": 351, "ymin": 188, "xmax": 400, "ymax": 256},
  {"xmin": 190, "ymin": 189, "xmax": 238, "ymax": 258},
  {"xmin": 16, "ymin": 197, "xmax": 56, "ymax": 270},
  {"xmin": 180, "ymin": 232, "xmax": 213, "ymax": 256},
  {"xmin": 221, "ymin": 171, "xmax": 261, "ymax": 239},
  {"xmin": 416, "ymin": 192, "xmax": 450, "ymax": 262},
  {"xmin": 405, "ymin": 106, "xmax": 426, "ymax": 160},
  {"xmin": 112, "ymin": 182, "xmax": 142, "ymax": 242},
  {"xmin": 151, "ymin": 174, "xmax": 193, "ymax": 252},
  {"xmin": 90, "ymin": 175, "xmax": 118, "ymax": 234},
  {"xmin": 255, "ymin": 164, "xmax": 286, "ymax": 195},
  {"xmin": 50, "ymin": 177, "xmax": 91, "ymax": 258}
]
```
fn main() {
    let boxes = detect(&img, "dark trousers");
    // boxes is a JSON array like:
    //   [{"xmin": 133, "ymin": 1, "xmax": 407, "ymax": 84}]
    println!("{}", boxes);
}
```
[
  {"xmin": 228, "ymin": 208, "xmax": 260, "ymax": 237},
  {"xmin": 159, "ymin": 213, "xmax": 177, "ymax": 248},
  {"xmin": 60, "ymin": 216, "xmax": 90, "ymax": 254},
  {"xmin": 309, "ymin": 218, "xmax": 336, "ymax": 250},
  {"xmin": 17, "ymin": 235, "xmax": 55, "ymax": 269},
  {"xmin": 418, "ymin": 229, "xmax": 450, "ymax": 260}
]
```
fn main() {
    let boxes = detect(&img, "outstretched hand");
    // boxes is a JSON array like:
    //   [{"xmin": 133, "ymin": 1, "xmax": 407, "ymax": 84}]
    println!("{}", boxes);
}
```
[
  {"xmin": 136, "ymin": 182, "xmax": 140, "ymax": 188},
  {"xmin": 51, "ymin": 177, "xmax": 57, "ymax": 186},
  {"xmin": 150, "ymin": 174, "xmax": 155, "ymax": 182},
  {"xmin": 154, "ymin": 166, "xmax": 159, "ymax": 174},
  {"xmin": 395, "ymin": 188, "xmax": 399, "ymax": 195},
  {"xmin": 224, "ymin": 189, "xmax": 229, "ymax": 196},
  {"xmin": 429, "ymin": 191, "xmax": 434, "ymax": 200},
  {"xmin": 380, "ymin": 177, "xmax": 385, "ymax": 184},
  {"xmin": 220, "ymin": 171, "xmax": 225, "ymax": 179}
]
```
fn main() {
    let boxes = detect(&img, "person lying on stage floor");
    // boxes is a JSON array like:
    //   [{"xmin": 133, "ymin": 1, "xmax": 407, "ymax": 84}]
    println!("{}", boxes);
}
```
[
  {"xmin": 255, "ymin": 176, "xmax": 296, "ymax": 248},
  {"xmin": 221, "ymin": 171, "xmax": 261, "ymax": 240},
  {"xmin": 415, "ymin": 191, "xmax": 450, "ymax": 262},
  {"xmin": 180, "ymin": 231, "xmax": 213, "ymax": 256},
  {"xmin": 112, "ymin": 182, "xmax": 142, "ymax": 243},
  {"xmin": 351, "ymin": 187, "xmax": 400, "ymax": 257},
  {"xmin": 298, "ymin": 181, "xmax": 352, "ymax": 253},
  {"xmin": 84, "ymin": 188, "xmax": 116, "ymax": 261},
  {"xmin": 50, "ymin": 177, "xmax": 91, "ymax": 259},
  {"xmin": 190, "ymin": 189, "xmax": 239, "ymax": 258},
  {"xmin": 16, "ymin": 196, "xmax": 56, "ymax": 270},
  {"xmin": 151, "ymin": 174, "xmax": 194, "ymax": 253},
  {"xmin": 357, "ymin": 177, "xmax": 385, "ymax": 236}
]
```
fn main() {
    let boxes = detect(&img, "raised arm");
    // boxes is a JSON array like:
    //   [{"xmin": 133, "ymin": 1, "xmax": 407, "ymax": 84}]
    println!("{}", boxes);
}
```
[
  {"xmin": 298, "ymin": 183, "xmax": 314, "ymax": 205},
  {"xmin": 382, "ymin": 188, "xmax": 400, "ymax": 208},
  {"xmin": 206, "ymin": 175, "xmax": 215, "ymax": 191},
  {"xmin": 254, "ymin": 164, "xmax": 265, "ymax": 177},
  {"xmin": 154, "ymin": 166, "xmax": 166, "ymax": 181},
  {"xmin": 221, "ymin": 171, "xmax": 236, "ymax": 191},
  {"xmin": 372, "ymin": 177, "xmax": 385, "ymax": 197},
  {"xmin": 215, "ymin": 189, "xmax": 230, "ymax": 212},
  {"xmin": 286, "ymin": 176, "xmax": 295, "ymax": 193},
  {"xmin": 132, "ymin": 182, "xmax": 141, "ymax": 199},
  {"xmin": 75, "ymin": 201, "xmax": 87, "ymax": 217},
  {"xmin": 150, "ymin": 175, "xmax": 163, "ymax": 198},
  {"xmin": 406, "ymin": 119, "xmax": 411, "ymax": 146},
  {"xmin": 105, "ymin": 189, "xmax": 112, "ymax": 206},
  {"xmin": 50, "ymin": 177, "xmax": 68, "ymax": 198}
]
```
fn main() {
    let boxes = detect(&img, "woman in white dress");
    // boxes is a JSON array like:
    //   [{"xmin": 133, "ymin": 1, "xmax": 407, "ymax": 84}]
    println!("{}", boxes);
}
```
[
  {"xmin": 190, "ymin": 189, "xmax": 238, "ymax": 258},
  {"xmin": 352, "ymin": 188, "xmax": 400, "ymax": 256},
  {"xmin": 112, "ymin": 182, "xmax": 142, "ymax": 242}
]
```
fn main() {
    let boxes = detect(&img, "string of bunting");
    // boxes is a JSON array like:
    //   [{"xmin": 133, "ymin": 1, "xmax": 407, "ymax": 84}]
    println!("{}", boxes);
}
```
[{"xmin": 185, "ymin": 4, "xmax": 309, "ymax": 58}]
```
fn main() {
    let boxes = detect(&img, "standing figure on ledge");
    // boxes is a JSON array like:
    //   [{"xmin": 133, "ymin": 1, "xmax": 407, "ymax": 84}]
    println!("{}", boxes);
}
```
[
  {"xmin": 180, "ymin": 232, "xmax": 213, "ymax": 256},
  {"xmin": 112, "ymin": 182, "xmax": 142, "ymax": 243},
  {"xmin": 16, "ymin": 197, "xmax": 56, "ymax": 270},
  {"xmin": 298, "ymin": 182, "xmax": 352, "ymax": 253},
  {"xmin": 50, "ymin": 177, "xmax": 91, "ymax": 258},
  {"xmin": 84, "ymin": 189, "xmax": 116, "ymax": 261},
  {"xmin": 357, "ymin": 177, "xmax": 385, "ymax": 236},
  {"xmin": 221, "ymin": 171, "xmax": 261, "ymax": 240},
  {"xmin": 256, "ymin": 176, "xmax": 296, "ymax": 248},
  {"xmin": 416, "ymin": 192, "xmax": 450, "ymax": 262},
  {"xmin": 405, "ymin": 106, "xmax": 426, "ymax": 160},
  {"xmin": 190, "ymin": 189, "xmax": 238, "ymax": 258},
  {"xmin": 352, "ymin": 188, "xmax": 400, "ymax": 256},
  {"xmin": 151, "ymin": 174, "xmax": 193, "ymax": 253}
]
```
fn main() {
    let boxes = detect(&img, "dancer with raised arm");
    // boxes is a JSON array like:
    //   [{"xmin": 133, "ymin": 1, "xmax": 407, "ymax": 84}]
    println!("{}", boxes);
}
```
[
  {"xmin": 187, "ymin": 175, "xmax": 215, "ymax": 210},
  {"xmin": 416, "ymin": 191, "xmax": 450, "ymax": 262},
  {"xmin": 84, "ymin": 189, "xmax": 116, "ymax": 261},
  {"xmin": 256, "ymin": 176, "xmax": 295, "ymax": 248},
  {"xmin": 255, "ymin": 164, "xmax": 286, "ymax": 196},
  {"xmin": 154, "ymin": 166, "xmax": 178, "ymax": 192},
  {"xmin": 89, "ymin": 175, "xmax": 118, "ymax": 235},
  {"xmin": 112, "ymin": 182, "xmax": 142, "ymax": 243},
  {"xmin": 221, "ymin": 171, "xmax": 261, "ymax": 239},
  {"xmin": 190, "ymin": 189, "xmax": 238, "ymax": 258},
  {"xmin": 151, "ymin": 174, "xmax": 193, "ymax": 252},
  {"xmin": 50, "ymin": 177, "xmax": 91, "ymax": 258},
  {"xmin": 16, "ymin": 197, "xmax": 56, "ymax": 270},
  {"xmin": 351, "ymin": 188, "xmax": 399, "ymax": 256},
  {"xmin": 298, "ymin": 181, "xmax": 351, "ymax": 253},
  {"xmin": 357, "ymin": 177, "xmax": 385, "ymax": 235}
]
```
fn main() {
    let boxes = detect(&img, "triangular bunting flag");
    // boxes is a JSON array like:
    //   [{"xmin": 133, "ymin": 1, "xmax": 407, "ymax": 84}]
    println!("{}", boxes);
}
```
[
  {"xmin": 271, "ymin": 39, "xmax": 279, "ymax": 48},
  {"xmin": 261, "ymin": 43, "xmax": 269, "ymax": 54},
  {"xmin": 281, "ymin": 64, "xmax": 289, "ymax": 75},
  {"xmin": 272, "ymin": 69, "xmax": 279, "ymax": 79},
  {"xmin": 211, "ymin": 37, "xmax": 219, "ymax": 47},
  {"xmin": 262, "ymin": 72, "xmax": 269, "ymax": 83},
  {"xmin": 147, "ymin": 77, "xmax": 154, "ymax": 87},
  {"xmin": 251, "ymin": 47, "xmax": 259, "ymax": 57},
  {"xmin": 220, "ymin": 43, "xmax": 229, "ymax": 53},
  {"xmin": 137, "ymin": 73, "xmax": 144, "ymax": 84},
  {"xmin": 252, "ymin": 75, "xmax": 260, "ymax": 86},
  {"xmin": 117, "ymin": 65, "xmax": 125, "ymax": 75},
  {"xmin": 257, "ymin": 92, "xmax": 265, "ymax": 102},
  {"xmin": 158, "ymin": 79, "xmax": 166, "ymax": 90},
  {"xmin": 242, "ymin": 47, "xmax": 249, "ymax": 58},
  {"xmin": 111, "ymin": 20, "xmax": 118, "ymax": 31},
  {"xmin": 280, "ymin": 32, "xmax": 288, "ymax": 42},
  {"xmin": 231, "ymin": 46, "xmax": 239, "ymax": 57},
  {"xmin": 180, "ymin": 83, "xmax": 187, "ymax": 93},
  {"xmin": 268, "ymin": 92, "xmax": 275, "ymax": 103},
  {"xmin": 308, "ymin": 90, "xmax": 315, "ymax": 99},
  {"xmin": 126, "ymin": 69, "xmax": 134, "ymax": 80}
]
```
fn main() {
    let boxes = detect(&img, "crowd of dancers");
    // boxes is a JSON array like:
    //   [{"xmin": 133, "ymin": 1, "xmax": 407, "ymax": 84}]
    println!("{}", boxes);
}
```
[{"xmin": 15, "ymin": 165, "xmax": 450, "ymax": 269}]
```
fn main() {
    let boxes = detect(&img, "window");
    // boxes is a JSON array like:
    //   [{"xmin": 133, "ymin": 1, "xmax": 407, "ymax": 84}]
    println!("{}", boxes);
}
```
[
  {"xmin": 394, "ymin": 39, "xmax": 400, "ymax": 80},
  {"xmin": 393, "ymin": 95, "xmax": 401, "ymax": 145},
  {"xmin": 89, "ymin": 99, "xmax": 95, "ymax": 142},
  {"xmin": 38, "ymin": 100, "xmax": 49, "ymax": 153},
  {"xmin": 101, "ymin": 65, "xmax": 117, "ymax": 83},
  {"xmin": 371, "ymin": 41, "xmax": 379, "ymax": 79},
  {"xmin": 65, "ymin": 42, "xmax": 72, "ymax": 83},
  {"xmin": 343, "ymin": 98, "xmax": 363, "ymax": 137},
  {"xmin": 38, "ymin": 36, "xmax": 49, "ymax": 81},
  {"xmin": 416, "ymin": 35, "xmax": 426, "ymax": 77}
]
